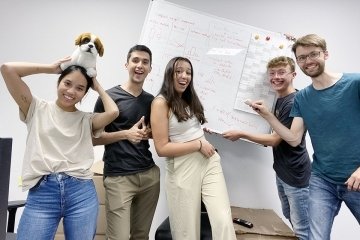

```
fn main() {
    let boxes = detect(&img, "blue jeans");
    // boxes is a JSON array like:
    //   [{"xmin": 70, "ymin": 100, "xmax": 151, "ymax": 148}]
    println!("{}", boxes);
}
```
[
  {"xmin": 309, "ymin": 174, "xmax": 360, "ymax": 240},
  {"xmin": 17, "ymin": 173, "xmax": 98, "ymax": 240},
  {"xmin": 276, "ymin": 175, "xmax": 309, "ymax": 240}
]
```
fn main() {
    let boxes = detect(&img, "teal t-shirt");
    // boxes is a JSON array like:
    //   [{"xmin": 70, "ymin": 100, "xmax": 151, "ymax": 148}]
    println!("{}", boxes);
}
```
[{"xmin": 290, "ymin": 73, "xmax": 360, "ymax": 184}]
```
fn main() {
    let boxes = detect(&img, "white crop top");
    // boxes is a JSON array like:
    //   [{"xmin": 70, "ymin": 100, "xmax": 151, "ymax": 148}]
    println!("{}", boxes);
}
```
[{"xmin": 155, "ymin": 95, "xmax": 204, "ymax": 143}]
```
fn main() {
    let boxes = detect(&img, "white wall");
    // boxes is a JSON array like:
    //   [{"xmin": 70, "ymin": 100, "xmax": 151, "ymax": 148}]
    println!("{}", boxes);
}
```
[{"xmin": 1, "ymin": 0, "xmax": 359, "ymax": 239}]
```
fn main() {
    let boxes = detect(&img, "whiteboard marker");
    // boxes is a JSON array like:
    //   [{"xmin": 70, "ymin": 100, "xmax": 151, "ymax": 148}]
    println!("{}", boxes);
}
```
[
  {"xmin": 244, "ymin": 99, "xmax": 252, "ymax": 106},
  {"xmin": 206, "ymin": 128, "xmax": 223, "ymax": 135}
]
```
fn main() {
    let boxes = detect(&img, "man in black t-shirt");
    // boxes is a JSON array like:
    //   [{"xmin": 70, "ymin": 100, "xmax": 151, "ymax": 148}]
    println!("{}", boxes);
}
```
[
  {"xmin": 221, "ymin": 56, "xmax": 311, "ymax": 240},
  {"xmin": 93, "ymin": 45, "xmax": 160, "ymax": 240}
]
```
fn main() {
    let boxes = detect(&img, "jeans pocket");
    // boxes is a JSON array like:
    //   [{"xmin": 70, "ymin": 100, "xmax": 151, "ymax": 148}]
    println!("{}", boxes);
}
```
[
  {"xmin": 29, "ymin": 175, "xmax": 46, "ymax": 191},
  {"xmin": 71, "ymin": 176, "xmax": 92, "ymax": 183}
]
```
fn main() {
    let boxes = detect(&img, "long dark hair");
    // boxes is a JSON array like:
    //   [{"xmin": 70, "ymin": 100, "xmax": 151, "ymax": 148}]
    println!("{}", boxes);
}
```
[
  {"xmin": 158, "ymin": 56, "xmax": 206, "ymax": 124},
  {"xmin": 57, "ymin": 65, "xmax": 93, "ymax": 93}
]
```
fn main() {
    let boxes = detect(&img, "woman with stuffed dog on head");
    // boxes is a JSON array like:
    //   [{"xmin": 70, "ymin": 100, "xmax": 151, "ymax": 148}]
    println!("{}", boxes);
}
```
[{"xmin": 0, "ymin": 59, "xmax": 119, "ymax": 240}]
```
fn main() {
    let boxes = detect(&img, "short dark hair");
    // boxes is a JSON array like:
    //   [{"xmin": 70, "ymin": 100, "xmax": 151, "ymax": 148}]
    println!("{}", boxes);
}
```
[
  {"xmin": 127, "ymin": 45, "xmax": 152, "ymax": 66},
  {"xmin": 57, "ymin": 65, "xmax": 93, "ymax": 93}
]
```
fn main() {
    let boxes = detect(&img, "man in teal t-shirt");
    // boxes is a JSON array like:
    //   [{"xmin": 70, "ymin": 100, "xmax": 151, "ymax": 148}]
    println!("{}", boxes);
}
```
[{"xmin": 251, "ymin": 34, "xmax": 360, "ymax": 240}]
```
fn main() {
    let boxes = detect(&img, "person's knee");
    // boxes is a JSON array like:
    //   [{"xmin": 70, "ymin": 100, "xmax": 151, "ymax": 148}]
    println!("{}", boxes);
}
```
[{"xmin": 210, "ymin": 208, "xmax": 231, "ymax": 226}]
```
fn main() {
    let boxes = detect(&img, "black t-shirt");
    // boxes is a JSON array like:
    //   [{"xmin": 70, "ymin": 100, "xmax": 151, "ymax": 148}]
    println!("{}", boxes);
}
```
[
  {"xmin": 272, "ymin": 92, "xmax": 311, "ymax": 188},
  {"xmin": 94, "ymin": 85, "xmax": 155, "ymax": 176}
]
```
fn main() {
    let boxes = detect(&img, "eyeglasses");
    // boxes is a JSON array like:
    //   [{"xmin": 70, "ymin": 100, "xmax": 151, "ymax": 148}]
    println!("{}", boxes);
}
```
[
  {"xmin": 296, "ymin": 51, "xmax": 324, "ymax": 63},
  {"xmin": 268, "ymin": 70, "xmax": 294, "ymax": 78}
]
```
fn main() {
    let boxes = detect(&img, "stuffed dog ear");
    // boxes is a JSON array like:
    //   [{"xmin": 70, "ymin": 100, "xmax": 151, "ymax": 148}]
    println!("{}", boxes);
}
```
[
  {"xmin": 74, "ymin": 32, "xmax": 92, "ymax": 46},
  {"xmin": 95, "ymin": 38, "xmax": 104, "ymax": 57}
]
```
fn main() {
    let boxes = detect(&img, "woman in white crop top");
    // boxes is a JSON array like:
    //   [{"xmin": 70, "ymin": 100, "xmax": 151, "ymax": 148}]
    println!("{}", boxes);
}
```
[
  {"xmin": 1, "ymin": 59, "xmax": 118, "ymax": 240},
  {"xmin": 151, "ymin": 56, "xmax": 236, "ymax": 240}
]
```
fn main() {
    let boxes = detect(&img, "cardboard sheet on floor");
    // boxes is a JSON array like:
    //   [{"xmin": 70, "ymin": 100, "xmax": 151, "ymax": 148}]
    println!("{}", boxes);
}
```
[{"xmin": 231, "ymin": 206, "xmax": 297, "ymax": 239}]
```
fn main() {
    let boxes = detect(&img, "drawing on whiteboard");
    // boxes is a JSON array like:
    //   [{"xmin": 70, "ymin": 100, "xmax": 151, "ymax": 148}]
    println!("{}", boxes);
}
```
[
  {"xmin": 140, "ymin": 0, "xmax": 294, "ymax": 137},
  {"xmin": 234, "ymin": 33, "xmax": 293, "ymax": 114}
]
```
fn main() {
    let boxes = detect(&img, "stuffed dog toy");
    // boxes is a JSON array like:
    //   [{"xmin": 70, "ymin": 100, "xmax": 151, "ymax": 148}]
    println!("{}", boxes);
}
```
[{"xmin": 61, "ymin": 32, "xmax": 104, "ymax": 77}]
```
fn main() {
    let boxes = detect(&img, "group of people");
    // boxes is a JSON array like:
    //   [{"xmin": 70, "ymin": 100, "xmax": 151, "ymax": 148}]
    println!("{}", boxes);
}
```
[
  {"xmin": 248, "ymin": 34, "xmax": 360, "ymax": 239},
  {"xmin": 1, "ymin": 33, "xmax": 359, "ymax": 240},
  {"xmin": 221, "ymin": 55, "xmax": 311, "ymax": 240},
  {"xmin": 220, "ymin": 33, "xmax": 360, "ymax": 240}
]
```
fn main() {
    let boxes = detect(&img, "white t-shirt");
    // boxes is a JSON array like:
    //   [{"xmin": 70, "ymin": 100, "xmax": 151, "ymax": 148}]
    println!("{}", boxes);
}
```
[{"xmin": 19, "ymin": 96, "xmax": 101, "ymax": 191}]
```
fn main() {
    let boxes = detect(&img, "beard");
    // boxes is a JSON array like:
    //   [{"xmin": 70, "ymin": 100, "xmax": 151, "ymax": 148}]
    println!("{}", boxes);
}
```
[{"xmin": 301, "ymin": 63, "xmax": 325, "ymax": 78}]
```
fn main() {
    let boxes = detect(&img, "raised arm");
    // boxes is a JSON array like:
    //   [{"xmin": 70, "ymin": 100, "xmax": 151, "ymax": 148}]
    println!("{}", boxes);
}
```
[
  {"xmin": 222, "ymin": 129, "xmax": 282, "ymax": 147},
  {"xmin": 91, "ymin": 78, "xmax": 119, "ymax": 133},
  {"xmin": 251, "ymin": 100, "xmax": 305, "ymax": 147},
  {"xmin": 93, "ymin": 116, "xmax": 147, "ymax": 146},
  {"xmin": 1, "ymin": 61, "xmax": 63, "ymax": 116}
]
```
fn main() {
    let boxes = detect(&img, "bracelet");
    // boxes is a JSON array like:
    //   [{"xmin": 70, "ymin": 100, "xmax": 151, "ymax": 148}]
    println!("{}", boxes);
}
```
[{"xmin": 198, "ymin": 140, "xmax": 202, "ymax": 151}]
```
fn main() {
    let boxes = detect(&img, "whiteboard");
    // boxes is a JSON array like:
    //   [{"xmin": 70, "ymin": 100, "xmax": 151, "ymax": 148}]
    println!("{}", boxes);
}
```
[{"xmin": 139, "ymin": 0, "xmax": 293, "ymax": 135}]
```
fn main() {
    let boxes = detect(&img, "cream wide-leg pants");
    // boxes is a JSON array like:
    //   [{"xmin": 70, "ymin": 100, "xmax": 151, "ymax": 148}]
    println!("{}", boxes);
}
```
[{"xmin": 165, "ymin": 149, "xmax": 236, "ymax": 240}]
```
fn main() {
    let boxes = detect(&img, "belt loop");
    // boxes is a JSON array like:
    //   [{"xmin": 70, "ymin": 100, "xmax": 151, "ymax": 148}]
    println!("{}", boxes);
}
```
[{"xmin": 42, "ymin": 175, "xmax": 48, "ymax": 181}]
